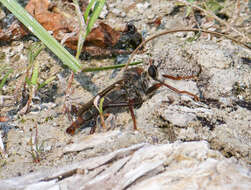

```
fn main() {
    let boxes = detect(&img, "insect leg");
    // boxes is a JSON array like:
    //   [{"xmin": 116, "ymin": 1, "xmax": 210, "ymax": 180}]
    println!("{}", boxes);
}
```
[
  {"xmin": 89, "ymin": 123, "xmax": 96, "ymax": 134},
  {"xmin": 128, "ymin": 99, "xmax": 137, "ymax": 130},
  {"xmin": 162, "ymin": 74, "xmax": 196, "ymax": 80},
  {"xmin": 103, "ymin": 99, "xmax": 142, "ymax": 130},
  {"xmin": 146, "ymin": 83, "xmax": 199, "ymax": 101}
]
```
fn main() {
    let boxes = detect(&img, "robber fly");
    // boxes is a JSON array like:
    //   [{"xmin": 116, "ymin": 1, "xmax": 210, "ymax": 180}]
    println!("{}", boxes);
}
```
[{"xmin": 66, "ymin": 64, "xmax": 200, "ymax": 135}]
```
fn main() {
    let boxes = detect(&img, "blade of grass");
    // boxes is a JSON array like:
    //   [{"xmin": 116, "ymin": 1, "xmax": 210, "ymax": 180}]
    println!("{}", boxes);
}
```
[
  {"xmin": 75, "ymin": 0, "xmax": 106, "ymax": 60},
  {"xmin": 99, "ymin": 97, "xmax": 105, "ymax": 114},
  {"xmin": 27, "ymin": 42, "xmax": 45, "ymax": 86},
  {"xmin": 0, "ymin": 0, "xmax": 81, "ymax": 72},
  {"xmin": 28, "ymin": 43, "xmax": 45, "ymax": 68},
  {"xmin": 31, "ymin": 61, "xmax": 39, "ymax": 86},
  {"xmin": 81, "ymin": 61, "xmax": 143, "ymax": 72},
  {"xmin": 30, "ymin": 43, "xmax": 45, "ymax": 63},
  {"xmin": 73, "ymin": 0, "xmax": 86, "ymax": 60},
  {"xmin": 84, "ymin": 0, "xmax": 96, "ymax": 23},
  {"xmin": 84, "ymin": 0, "xmax": 106, "ymax": 38},
  {"xmin": 0, "ymin": 69, "xmax": 13, "ymax": 90},
  {"xmin": 38, "ymin": 76, "xmax": 56, "ymax": 90}
]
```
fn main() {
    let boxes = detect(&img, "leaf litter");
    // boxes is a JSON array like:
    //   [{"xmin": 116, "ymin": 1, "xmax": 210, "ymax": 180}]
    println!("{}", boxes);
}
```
[{"xmin": 0, "ymin": 0, "xmax": 143, "ymax": 57}]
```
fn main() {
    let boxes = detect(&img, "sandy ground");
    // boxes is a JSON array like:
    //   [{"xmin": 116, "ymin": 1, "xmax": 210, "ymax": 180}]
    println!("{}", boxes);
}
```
[{"xmin": 0, "ymin": 0, "xmax": 250, "ymax": 185}]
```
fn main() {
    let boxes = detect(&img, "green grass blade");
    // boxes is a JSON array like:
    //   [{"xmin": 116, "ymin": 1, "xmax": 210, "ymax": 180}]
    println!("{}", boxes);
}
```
[
  {"xmin": 38, "ymin": 76, "xmax": 56, "ymax": 90},
  {"xmin": 31, "ymin": 61, "xmax": 39, "ymax": 85},
  {"xmin": 85, "ymin": 0, "xmax": 106, "ymax": 36},
  {"xmin": 99, "ymin": 97, "xmax": 105, "ymax": 114},
  {"xmin": 31, "ymin": 43, "xmax": 45, "ymax": 62},
  {"xmin": 84, "ymin": 0, "xmax": 96, "ymax": 23},
  {"xmin": 0, "ymin": 0, "xmax": 81, "ymax": 72},
  {"xmin": 0, "ymin": 69, "xmax": 13, "ymax": 90},
  {"xmin": 28, "ymin": 43, "xmax": 45, "ymax": 67},
  {"xmin": 28, "ymin": 43, "xmax": 45, "ymax": 86}
]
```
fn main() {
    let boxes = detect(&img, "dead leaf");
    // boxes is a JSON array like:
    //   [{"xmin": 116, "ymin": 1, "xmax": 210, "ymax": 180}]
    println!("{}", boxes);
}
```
[
  {"xmin": 25, "ymin": 0, "xmax": 50, "ymax": 16},
  {"xmin": 26, "ymin": 0, "xmax": 71, "ymax": 33},
  {"xmin": 0, "ymin": 0, "xmax": 142, "ymax": 57}
]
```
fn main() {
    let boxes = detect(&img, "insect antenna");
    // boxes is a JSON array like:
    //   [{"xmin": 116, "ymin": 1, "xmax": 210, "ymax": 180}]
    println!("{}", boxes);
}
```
[{"xmin": 147, "ymin": 65, "xmax": 199, "ymax": 101}]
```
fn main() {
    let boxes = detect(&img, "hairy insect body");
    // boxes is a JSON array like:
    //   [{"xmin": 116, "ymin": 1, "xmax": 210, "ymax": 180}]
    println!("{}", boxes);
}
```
[
  {"xmin": 67, "ymin": 67, "xmax": 152, "ymax": 135},
  {"xmin": 66, "ymin": 65, "xmax": 199, "ymax": 135},
  {"xmin": 123, "ymin": 67, "xmax": 149, "ymax": 104}
]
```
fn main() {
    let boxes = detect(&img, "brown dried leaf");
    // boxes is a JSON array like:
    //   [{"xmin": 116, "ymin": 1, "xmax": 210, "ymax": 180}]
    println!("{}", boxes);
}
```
[
  {"xmin": 0, "ymin": 0, "xmax": 142, "ymax": 57},
  {"xmin": 35, "ymin": 13, "xmax": 67, "ymax": 32},
  {"xmin": 86, "ymin": 22, "xmax": 121, "ymax": 48},
  {"xmin": 64, "ymin": 22, "xmax": 121, "ymax": 50},
  {"xmin": 25, "ymin": 0, "xmax": 50, "ymax": 16},
  {"xmin": 26, "ymin": 0, "xmax": 70, "ymax": 33}
]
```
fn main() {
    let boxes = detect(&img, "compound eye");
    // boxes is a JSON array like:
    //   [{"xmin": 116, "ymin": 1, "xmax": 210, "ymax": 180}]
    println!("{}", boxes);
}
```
[
  {"xmin": 148, "ymin": 65, "xmax": 158, "ymax": 79},
  {"xmin": 126, "ymin": 23, "xmax": 136, "ymax": 34}
]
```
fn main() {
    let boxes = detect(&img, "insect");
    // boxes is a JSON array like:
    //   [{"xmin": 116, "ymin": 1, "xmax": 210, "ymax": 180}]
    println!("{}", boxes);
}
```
[{"xmin": 66, "ymin": 64, "xmax": 200, "ymax": 135}]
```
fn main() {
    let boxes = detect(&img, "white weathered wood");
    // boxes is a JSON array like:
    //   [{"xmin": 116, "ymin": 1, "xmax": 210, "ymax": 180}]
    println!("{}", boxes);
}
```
[{"xmin": 0, "ymin": 141, "xmax": 250, "ymax": 190}]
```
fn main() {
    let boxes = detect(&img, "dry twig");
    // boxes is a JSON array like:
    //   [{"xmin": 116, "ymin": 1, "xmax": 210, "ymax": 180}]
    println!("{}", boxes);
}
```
[{"xmin": 123, "ymin": 28, "xmax": 251, "ymax": 72}]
